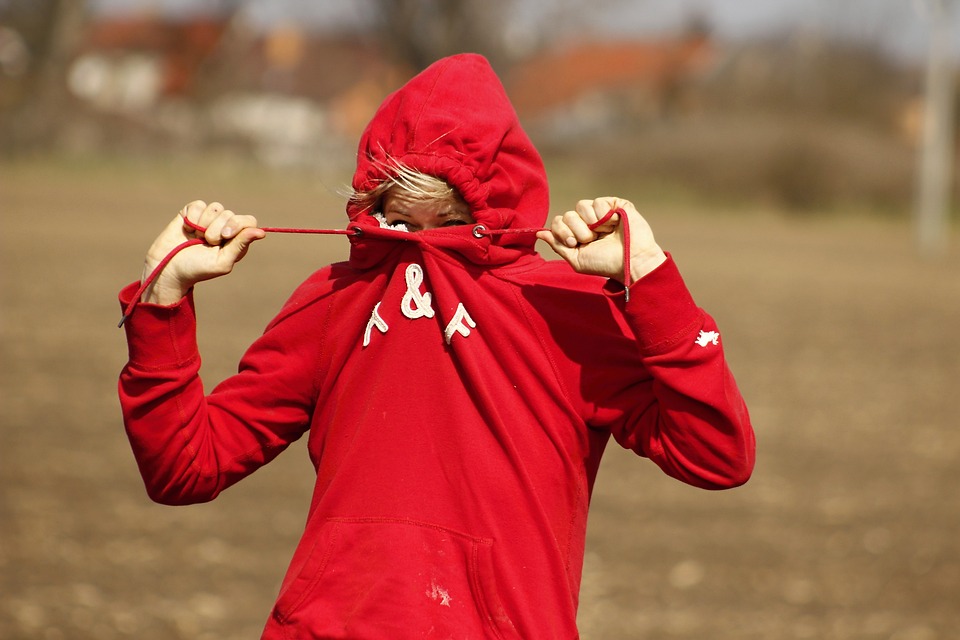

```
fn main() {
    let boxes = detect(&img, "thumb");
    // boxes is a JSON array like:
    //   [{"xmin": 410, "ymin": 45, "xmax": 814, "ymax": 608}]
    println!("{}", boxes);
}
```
[
  {"xmin": 536, "ymin": 230, "xmax": 578, "ymax": 266},
  {"xmin": 218, "ymin": 227, "xmax": 266, "ymax": 269}
]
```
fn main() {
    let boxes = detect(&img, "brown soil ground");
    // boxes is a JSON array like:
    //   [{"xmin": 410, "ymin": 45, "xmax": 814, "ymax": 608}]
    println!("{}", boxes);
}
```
[{"xmin": 2, "ymin": 157, "xmax": 959, "ymax": 639}]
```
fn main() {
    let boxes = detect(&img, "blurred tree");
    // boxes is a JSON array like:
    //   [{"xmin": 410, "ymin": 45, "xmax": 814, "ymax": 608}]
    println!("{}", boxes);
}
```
[
  {"xmin": 0, "ymin": 0, "xmax": 88, "ymax": 153},
  {"xmin": 357, "ymin": 0, "xmax": 516, "ymax": 71},
  {"xmin": 357, "ymin": 0, "xmax": 643, "ymax": 72}
]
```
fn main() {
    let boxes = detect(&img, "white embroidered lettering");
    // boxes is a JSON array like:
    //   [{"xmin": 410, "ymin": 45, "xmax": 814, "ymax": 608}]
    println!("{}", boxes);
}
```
[
  {"xmin": 401, "ymin": 264, "xmax": 434, "ymax": 320},
  {"xmin": 444, "ymin": 303, "xmax": 476, "ymax": 344},
  {"xmin": 363, "ymin": 301, "xmax": 389, "ymax": 347}
]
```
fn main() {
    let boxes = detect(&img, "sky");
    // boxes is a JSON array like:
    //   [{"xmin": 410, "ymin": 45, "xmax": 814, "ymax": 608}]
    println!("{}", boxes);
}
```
[{"xmin": 87, "ymin": 0, "xmax": 959, "ymax": 62}]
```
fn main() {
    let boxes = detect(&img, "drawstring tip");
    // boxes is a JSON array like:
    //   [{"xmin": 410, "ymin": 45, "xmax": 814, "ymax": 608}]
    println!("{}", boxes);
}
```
[
  {"xmin": 118, "ymin": 302, "xmax": 137, "ymax": 328},
  {"xmin": 624, "ymin": 287, "xmax": 630, "ymax": 303}
]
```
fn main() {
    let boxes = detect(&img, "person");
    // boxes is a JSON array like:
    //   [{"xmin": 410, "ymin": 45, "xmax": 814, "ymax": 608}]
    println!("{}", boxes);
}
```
[{"xmin": 118, "ymin": 53, "xmax": 755, "ymax": 639}]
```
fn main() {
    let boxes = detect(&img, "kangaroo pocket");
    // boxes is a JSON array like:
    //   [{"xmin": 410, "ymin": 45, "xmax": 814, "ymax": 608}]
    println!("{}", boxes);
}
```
[{"xmin": 271, "ymin": 517, "xmax": 519, "ymax": 639}]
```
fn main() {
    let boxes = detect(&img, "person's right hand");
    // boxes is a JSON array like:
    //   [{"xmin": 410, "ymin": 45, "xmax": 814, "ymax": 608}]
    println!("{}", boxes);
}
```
[{"xmin": 140, "ymin": 200, "xmax": 266, "ymax": 305}]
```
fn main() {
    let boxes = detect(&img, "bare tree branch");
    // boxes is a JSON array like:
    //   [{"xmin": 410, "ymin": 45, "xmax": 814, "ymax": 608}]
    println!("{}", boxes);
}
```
[{"xmin": 357, "ymin": 0, "xmax": 515, "ymax": 71}]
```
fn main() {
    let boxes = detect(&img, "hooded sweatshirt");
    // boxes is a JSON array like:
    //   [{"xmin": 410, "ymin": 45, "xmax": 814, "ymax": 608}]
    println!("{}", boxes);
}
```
[{"xmin": 118, "ymin": 54, "xmax": 754, "ymax": 639}]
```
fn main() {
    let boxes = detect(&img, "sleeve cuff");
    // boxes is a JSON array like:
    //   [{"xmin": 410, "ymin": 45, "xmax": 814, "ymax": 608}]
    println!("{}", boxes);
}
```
[
  {"xmin": 603, "ymin": 254, "xmax": 703, "ymax": 354},
  {"xmin": 118, "ymin": 281, "xmax": 200, "ymax": 368}
]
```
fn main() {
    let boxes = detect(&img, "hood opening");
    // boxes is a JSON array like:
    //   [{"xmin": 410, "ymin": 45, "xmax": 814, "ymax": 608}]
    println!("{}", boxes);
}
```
[{"xmin": 347, "ymin": 53, "xmax": 550, "ymax": 254}]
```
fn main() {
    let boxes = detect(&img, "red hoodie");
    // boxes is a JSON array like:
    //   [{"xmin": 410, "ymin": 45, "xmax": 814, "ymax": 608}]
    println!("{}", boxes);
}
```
[{"xmin": 118, "ymin": 54, "xmax": 754, "ymax": 639}]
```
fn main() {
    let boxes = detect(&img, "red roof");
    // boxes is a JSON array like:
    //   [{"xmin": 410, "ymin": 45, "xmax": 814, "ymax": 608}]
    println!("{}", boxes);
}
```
[
  {"xmin": 79, "ymin": 16, "xmax": 230, "ymax": 96},
  {"xmin": 507, "ymin": 35, "xmax": 715, "ymax": 117}
]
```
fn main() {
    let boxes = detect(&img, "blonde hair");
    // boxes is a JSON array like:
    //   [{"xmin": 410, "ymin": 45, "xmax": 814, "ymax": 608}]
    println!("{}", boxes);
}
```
[{"xmin": 348, "ymin": 156, "xmax": 463, "ymax": 213}]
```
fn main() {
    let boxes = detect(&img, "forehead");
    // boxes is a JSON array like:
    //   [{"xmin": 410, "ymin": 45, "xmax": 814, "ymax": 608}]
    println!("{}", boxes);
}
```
[{"xmin": 383, "ymin": 187, "xmax": 465, "ymax": 209}]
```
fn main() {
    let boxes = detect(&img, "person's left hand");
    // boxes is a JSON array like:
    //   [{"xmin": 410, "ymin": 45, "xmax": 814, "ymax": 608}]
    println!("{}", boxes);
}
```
[{"xmin": 537, "ymin": 197, "xmax": 667, "ymax": 283}]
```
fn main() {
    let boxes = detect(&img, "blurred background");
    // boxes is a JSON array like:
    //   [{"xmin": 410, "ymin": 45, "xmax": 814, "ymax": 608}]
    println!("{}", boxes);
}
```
[
  {"xmin": 1, "ymin": 1, "xmax": 958, "ymax": 639},
  {"xmin": 2, "ymin": 0, "xmax": 958, "ymax": 217}
]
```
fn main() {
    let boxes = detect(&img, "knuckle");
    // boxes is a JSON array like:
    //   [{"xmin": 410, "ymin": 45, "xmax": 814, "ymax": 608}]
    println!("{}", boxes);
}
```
[{"xmin": 184, "ymin": 200, "xmax": 207, "ymax": 215}]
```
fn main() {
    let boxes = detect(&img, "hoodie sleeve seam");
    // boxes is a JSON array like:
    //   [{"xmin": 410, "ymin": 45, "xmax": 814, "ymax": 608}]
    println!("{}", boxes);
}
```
[{"xmin": 637, "ymin": 312, "xmax": 706, "ymax": 357}]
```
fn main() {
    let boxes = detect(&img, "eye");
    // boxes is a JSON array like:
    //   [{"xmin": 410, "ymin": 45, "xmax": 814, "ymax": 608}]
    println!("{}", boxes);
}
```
[
  {"xmin": 389, "ymin": 220, "xmax": 416, "ymax": 231},
  {"xmin": 441, "ymin": 219, "xmax": 468, "ymax": 227}
]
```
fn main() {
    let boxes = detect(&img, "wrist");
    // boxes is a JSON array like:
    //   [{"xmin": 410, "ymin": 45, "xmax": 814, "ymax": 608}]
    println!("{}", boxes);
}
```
[
  {"xmin": 628, "ymin": 246, "xmax": 667, "ymax": 283},
  {"xmin": 140, "ymin": 280, "xmax": 190, "ymax": 305},
  {"xmin": 140, "ymin": 263, "xmax": 191, "ymax": 305}
]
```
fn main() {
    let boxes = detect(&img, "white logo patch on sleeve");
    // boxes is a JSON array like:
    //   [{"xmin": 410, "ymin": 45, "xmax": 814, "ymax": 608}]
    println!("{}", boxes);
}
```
[{"xmin": 695, "ymin": 330, "xmax": 720, "ymax": 347}]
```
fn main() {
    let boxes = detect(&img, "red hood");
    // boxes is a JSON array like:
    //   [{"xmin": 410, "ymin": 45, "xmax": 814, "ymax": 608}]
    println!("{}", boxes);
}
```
[{"xmin": 345, "ymin": 54, "xmax": 550, "ymax": 269}]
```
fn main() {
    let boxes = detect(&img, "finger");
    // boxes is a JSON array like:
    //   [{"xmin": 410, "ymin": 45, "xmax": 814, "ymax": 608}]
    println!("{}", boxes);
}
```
[
  {"xmin": 203, "ymin": 207, "xmax": 243, "ymax": 245},
  {"xmin": 197, "ymin": 202, "xmax": 227, "ymax": 244},
  {"xmin": 547, "ymin": 214, "xmax": 577, "ymax": 248},
  {"xmin": 575, "ymin": 199, "xmax": 600, "ymax": 225},
  {"xmin": 537, "ymin": 228, "xmax": 582, "ymax": 273},
  {"xmin": 536, "ymin": 228, "xmax": 569, "ymax": 257},
  {"xmin": 221, "ymin": 214, "xmax": 259, "ymax": 240},
  {"xmin": 561, "ymin": 209, "xmax": 597, "ymax": 246},
  {"xmin": 588, "ymin": 198, "xmax": 623, "ymax": 233},
  {"xmin": 181, "ymin": 200, "xmax": 208, "ymax": 235},
  {"xmin": 204, "ymin": 207, "xmax": 259, "ymax": 244}
]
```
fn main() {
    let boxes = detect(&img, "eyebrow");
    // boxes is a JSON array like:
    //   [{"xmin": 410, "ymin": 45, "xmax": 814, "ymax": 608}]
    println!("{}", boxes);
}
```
[{"xmin": 386, "ymin": 208, "xmax": 466, "ymax": 218}]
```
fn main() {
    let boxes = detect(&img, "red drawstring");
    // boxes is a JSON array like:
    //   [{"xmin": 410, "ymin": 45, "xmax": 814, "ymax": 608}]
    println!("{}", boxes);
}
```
[
  {"xmin": 118, "ymin": 219, "xmax": 358, "ymax": 327},
  {"xmin": 119, "ymin": 208, "xmax": 631, "ymax": 327},
  {"xmin": 599, "ymin": 206, "xmax": 632, "ymax": 299},
  {"xmin": 472, "ymin": 207, "xmax": 631, "ymax": 300}
]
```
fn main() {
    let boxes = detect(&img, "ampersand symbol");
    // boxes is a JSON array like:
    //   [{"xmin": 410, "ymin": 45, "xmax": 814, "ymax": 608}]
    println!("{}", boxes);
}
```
[{"xmin": 401, "ymin": 263, "xmax": 435, "ymax": 320}]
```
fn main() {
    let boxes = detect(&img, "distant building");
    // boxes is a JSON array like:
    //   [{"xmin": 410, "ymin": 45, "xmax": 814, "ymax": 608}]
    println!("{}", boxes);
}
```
[
  {"xmin": 507, "ymin": 29, "xmax": 718, "ymax": 137},
  {"xmin": 66, "ymin": 13, "xmax": 722, "ymax": 162},
  {"xmin": 69, "ymin": 15, "xmax": 231, "ymax": 110}
]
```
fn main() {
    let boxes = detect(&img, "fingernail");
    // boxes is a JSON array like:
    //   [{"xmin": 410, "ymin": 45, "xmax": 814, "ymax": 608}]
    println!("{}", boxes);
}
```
[
  {"xmin": 566, "ymin": 237, "xmax": 577, "ymax": 247},
  {"xmin": 223, "ymin": 227, "xmax": 234, "ymax": 238}
]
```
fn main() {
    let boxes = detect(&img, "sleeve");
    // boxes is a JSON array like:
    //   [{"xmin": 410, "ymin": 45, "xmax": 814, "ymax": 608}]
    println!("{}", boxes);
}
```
[
  {"xmin": 598, "ymin": 255, "xmax": 756, "ymax": 489},
  {"xmin": 117, "ymin": 281, "xmax": 323, "ymax": 505}
]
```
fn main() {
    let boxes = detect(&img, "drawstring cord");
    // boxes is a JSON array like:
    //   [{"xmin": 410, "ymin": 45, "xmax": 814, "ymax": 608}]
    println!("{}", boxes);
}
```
[
  {"xmin": 118, "ymin": 220, "xmax": 360, "ymax": 327},
  {"xmin": 119, "ymin": 208, "xmax": 630, "ymax": 327},
  {"xmin": 472, "ymin": 206, "xmax": 631, "ymax": 301}
]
